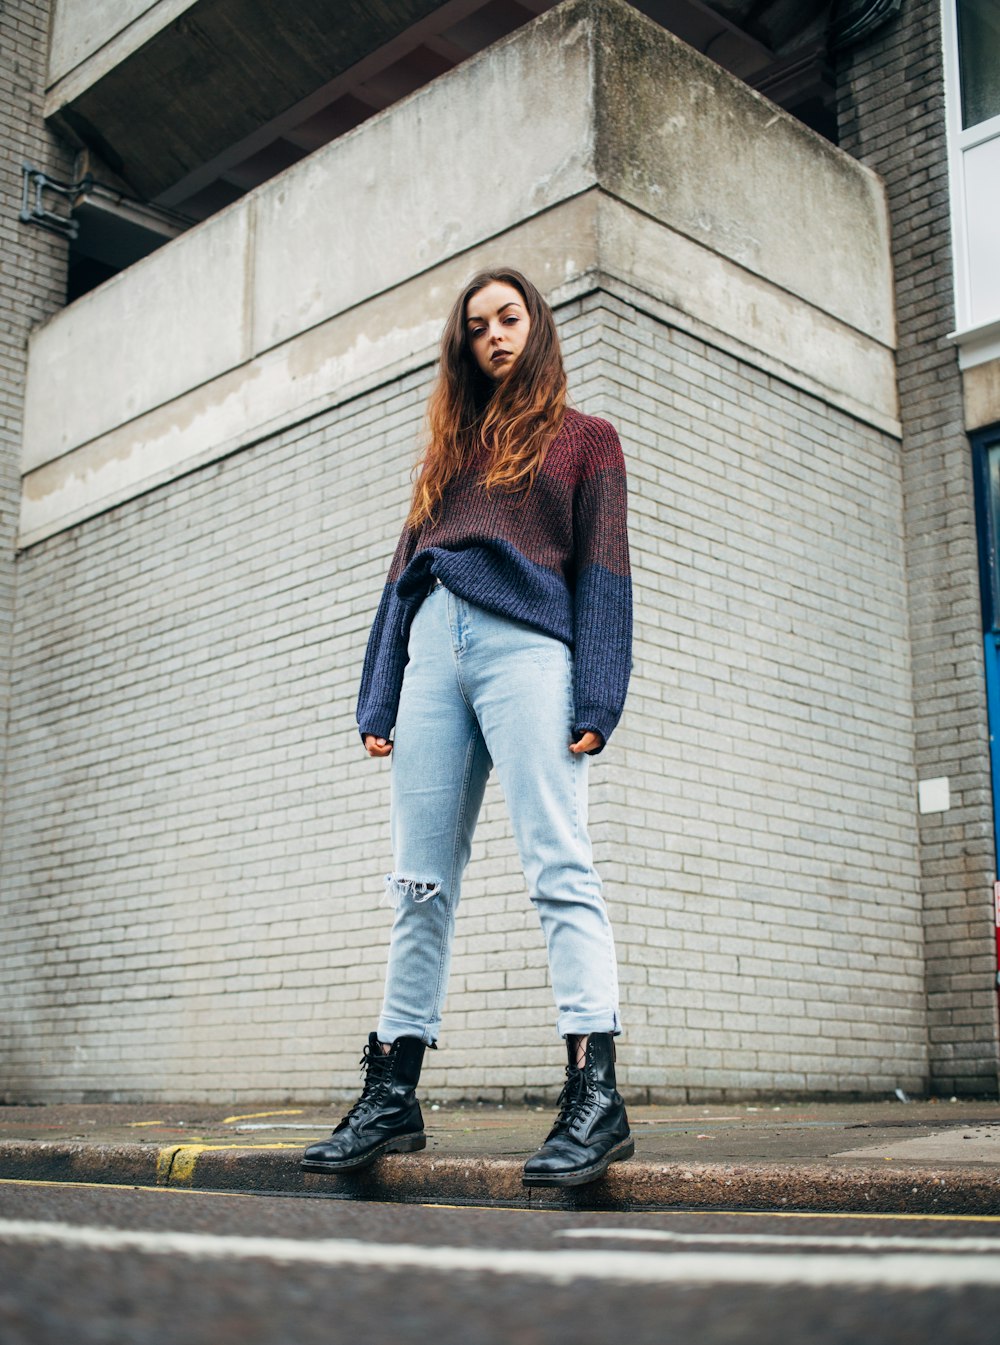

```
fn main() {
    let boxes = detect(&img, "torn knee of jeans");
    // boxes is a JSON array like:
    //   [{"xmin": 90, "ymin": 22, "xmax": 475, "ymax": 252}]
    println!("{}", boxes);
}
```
[{"xmin": 384, "ymin": 873, "xmax": 443, "ymax": 907}]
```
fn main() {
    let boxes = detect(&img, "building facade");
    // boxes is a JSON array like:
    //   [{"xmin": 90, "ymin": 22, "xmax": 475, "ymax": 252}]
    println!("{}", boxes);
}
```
[{"xmin": 1, "ymin": 0, "xmax": 998, "ymax": 1102}]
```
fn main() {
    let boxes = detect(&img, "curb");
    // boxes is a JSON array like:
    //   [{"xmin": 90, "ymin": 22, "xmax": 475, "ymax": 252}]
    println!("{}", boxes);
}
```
[{"xmin": 2, "ymin": 1141, "xmax": 999, "ymax": 1214}]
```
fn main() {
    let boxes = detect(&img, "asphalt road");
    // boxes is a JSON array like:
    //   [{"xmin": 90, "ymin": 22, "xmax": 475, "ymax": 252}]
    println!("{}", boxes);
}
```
[{"xmin": 1, "ymin": 1180, "xmax": 999, "ymax": 1345}]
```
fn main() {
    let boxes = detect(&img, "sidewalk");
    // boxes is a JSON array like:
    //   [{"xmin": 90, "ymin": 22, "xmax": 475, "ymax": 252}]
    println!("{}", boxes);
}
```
[{"xmin": 2, "ymin": 1098, "xmax": 999, "ymax": 1214}]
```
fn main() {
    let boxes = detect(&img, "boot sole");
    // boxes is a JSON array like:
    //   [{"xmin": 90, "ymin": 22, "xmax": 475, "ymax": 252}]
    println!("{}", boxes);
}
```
[
  {"xmin": 522, "ymin": 1134, "xmax": 635, "ymax": 1188},
  {"xmin": 300, "ymin": 1132, "xmax": 427, "ymax": 1174}
]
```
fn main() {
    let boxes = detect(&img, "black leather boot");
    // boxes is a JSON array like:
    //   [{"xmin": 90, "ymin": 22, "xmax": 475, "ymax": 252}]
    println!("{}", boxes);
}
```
[
  {"xmin": 300, "ymin": 1032, "xmax": 427, "ymax": 1173},
  {"xmin": 522, "ymin": 1033, "xmax": 633, "ymax": 1187}
]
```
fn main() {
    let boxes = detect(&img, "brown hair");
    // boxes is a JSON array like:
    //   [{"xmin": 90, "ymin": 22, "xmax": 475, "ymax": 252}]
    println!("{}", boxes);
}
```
[{"xmin": 407, "ymin": 268, "xmax": 567, "ymax": 528}]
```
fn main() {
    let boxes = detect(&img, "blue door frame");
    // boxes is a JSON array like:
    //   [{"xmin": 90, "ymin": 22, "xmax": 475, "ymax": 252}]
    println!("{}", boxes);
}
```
[
  {"xmin": 971, "ymin": 424, "xmax": 1000, "ymax": 876},
  {"xmin": 972, "ymin": 423, "xmax": 1000, "ymax": 998},
  {"xmin": 984, "ymin": 630, "xmax": 1000, "ymax": 868}
]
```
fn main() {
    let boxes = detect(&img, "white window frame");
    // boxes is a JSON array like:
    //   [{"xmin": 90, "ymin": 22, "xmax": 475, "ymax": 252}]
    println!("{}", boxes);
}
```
[{"xmin": 943, "ymin": 0, "xmax": 1000, "ymax": 367}]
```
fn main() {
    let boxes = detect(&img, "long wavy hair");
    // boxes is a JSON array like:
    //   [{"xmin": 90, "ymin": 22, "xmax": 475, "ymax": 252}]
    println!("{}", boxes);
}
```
[{"xmin": 407, "ymin": 268, "xmax": 567, "ymax": 528}]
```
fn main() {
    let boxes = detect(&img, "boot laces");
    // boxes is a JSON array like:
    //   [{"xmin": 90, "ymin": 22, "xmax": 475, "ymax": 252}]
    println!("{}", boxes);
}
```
[
  {"xmin": 549, "ymin": 1063, "xmax": 597, "ymax": 1136},
  {"xmin": 344, "ymin": 1041, "xmax": 393, "ymax": 1121}
]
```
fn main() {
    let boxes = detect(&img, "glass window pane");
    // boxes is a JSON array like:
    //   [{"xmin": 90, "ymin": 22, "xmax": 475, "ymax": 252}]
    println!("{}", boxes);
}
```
[{"xmin": 957, "ymin": 0, "xmax": 1000, "ymax": 128}]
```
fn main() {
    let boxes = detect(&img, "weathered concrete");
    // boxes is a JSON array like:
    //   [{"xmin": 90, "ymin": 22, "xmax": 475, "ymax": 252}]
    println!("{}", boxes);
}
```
[
  {"xmin": 21, "ymin": 0, "xmax": 897, "ymax": 547},
  {"xmin": 2, "ymin": 1100, "xmax": 999, "ymax": 1213},
  {"xmin": 47, "ymin": 0, "xmax": 196, "ymax": 91},
  {"xmin": 45, "ymin": 0, "xmax": 456, "ymax": 195},
  {"xmin": 593, "ymin": 12, "xmax": 893, "ymax": 341},
  {"xmin": 963, "ymin": 355, "xmax": 1000, "ymax": 431},
  {"xmin": 835, "ymin": 1125, "xmax": 1000, "ymax": 1164},
  {"xmin": 23, "ymin": 203, "xmax": 251, "ymax": 470},
  {"xmin": 19, "ymin": 194, "xmax": 898, "ymax": 547}
]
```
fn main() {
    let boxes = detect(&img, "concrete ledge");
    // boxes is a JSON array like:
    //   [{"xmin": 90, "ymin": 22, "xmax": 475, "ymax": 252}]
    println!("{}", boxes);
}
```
[
  {"xmin": 2, "ymin": 1140, "xmax": 999, "ymax": 1215},
  {"xmin": 18, "ymin": 191, "xmax": 899, "ymax": 548},
  {"xmin": 21, "ymin": 0, "xmax": 898, "ymax": 548},
  {"xmin": 0, "ymin": 1140, "xmax": 162, "ymax": 1187}
]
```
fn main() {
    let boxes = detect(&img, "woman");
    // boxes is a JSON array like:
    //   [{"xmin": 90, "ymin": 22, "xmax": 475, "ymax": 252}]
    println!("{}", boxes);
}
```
[{"xmin": 302, "ymin": 268, "xmax": 633, "ymax": 1188}]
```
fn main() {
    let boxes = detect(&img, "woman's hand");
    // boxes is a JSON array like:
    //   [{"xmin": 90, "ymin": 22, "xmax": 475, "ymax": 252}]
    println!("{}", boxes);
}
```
[
  {"xmin": 364, "ymin": 735, "xmax": 393, "ymax": 758},
  {"xmin": 569, "ymin": 730, "xmax": 603, "ymax": 755}
]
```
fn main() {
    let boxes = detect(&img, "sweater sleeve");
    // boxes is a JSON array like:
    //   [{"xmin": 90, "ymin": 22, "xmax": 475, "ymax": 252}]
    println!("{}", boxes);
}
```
[
  {"xmin": 356, "ymin": 522, "xmax": 420, "ymax": 742},
  {"xmin": 571, "ymin": 419, "xmax": 632, "ymax": 752}
]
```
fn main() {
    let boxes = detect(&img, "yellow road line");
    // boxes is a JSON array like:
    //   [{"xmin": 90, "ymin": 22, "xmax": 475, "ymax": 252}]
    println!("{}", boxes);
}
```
[
  {"xmin": 0, "ymin": 1177, "xmax": 254, "ymax": 1197},
  {"xmin": 221, "ymin": 1110, "xmax": 304, "ymax": 1124},
  {"xmin": 723, "ymin": 1208, "xmax": 1000, "ymax": 1224},
  {"xmin": 423, "ymin": 1204, "xmax": 1000, "ymax": 1223}
]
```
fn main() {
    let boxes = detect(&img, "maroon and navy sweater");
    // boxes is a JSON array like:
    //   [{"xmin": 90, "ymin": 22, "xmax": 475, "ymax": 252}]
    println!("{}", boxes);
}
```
[{"xmin": 357, "ymin": 408, "xmax": 632, "ymax": 751}]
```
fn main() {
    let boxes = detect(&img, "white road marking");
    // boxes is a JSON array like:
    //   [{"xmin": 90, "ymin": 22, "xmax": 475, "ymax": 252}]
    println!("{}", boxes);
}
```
[
  {"xmin": 557, "ymin": 1228, "xmax": 1000, "ymax": 1254},
  {"xmin": 726, "ymin": 1208, "xmax": 1000, "ymax": 1224},
  {"xmin": 1, "ymin": 1219, "xmax": 1000, "ymax": 1288}
]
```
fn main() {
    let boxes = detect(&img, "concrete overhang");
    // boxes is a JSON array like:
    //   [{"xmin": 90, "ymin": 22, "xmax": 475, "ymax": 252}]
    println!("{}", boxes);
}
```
[
  {"xmin": 22, "ymin": 0, "xmax": 897, "ymax": 547},
  {"xmin": 45, "ymin": 0, "xmax": 467, "ymax": 199},
  {"xmin": 47, "ymin": 0, "xmax": 846, "ymax": 219}
]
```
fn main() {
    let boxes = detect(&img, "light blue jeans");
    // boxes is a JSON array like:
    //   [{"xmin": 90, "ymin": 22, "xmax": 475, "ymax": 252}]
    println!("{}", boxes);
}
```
[{"xmin": 377, "ymin": 582, "xmax": 621, "ymax": 1045}]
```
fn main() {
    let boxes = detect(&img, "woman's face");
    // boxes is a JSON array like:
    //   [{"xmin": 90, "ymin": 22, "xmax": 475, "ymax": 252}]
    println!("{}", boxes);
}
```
[{"xmin": 465, "ymin": 281, "xmax": 531, "ymax": 381}]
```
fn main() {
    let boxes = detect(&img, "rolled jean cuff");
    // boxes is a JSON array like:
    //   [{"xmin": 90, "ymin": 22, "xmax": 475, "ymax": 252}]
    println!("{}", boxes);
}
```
[
  {"xmin": 557, "ymin": 1010, "xmax": 622, "ymax": 1038},
  {"xmin": 377, "ymin": 1016, "xmax": 439, "ymax": 1047}
]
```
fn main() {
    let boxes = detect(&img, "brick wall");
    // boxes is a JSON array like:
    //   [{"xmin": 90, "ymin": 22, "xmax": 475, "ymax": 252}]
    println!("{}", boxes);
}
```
[
  {"xmin": 597, "ymin": 292, "xmax": 923, "ymax": 1100},
  {"xmin": 0, "ymin": 0, "xmax": 71, "ymax": 879},
  {"xmin": 837, "ymin": 0, "xmax": 1000, "ymax": 1094},
  {"xmin": 1, "ymin": 287, "xmax": 926, "ymax": 1103}
]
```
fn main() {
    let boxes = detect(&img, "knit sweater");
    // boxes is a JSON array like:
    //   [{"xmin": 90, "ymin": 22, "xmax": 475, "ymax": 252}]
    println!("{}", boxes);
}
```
[{"xmin": 357, "ymin": 408, "xmax": 632, "ymax": 751}]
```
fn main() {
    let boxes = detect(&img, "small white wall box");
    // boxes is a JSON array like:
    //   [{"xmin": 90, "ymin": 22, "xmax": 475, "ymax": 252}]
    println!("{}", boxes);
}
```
[{"xmin": 918, "ymin": 777, "xmax": 951, "ymax": 814}]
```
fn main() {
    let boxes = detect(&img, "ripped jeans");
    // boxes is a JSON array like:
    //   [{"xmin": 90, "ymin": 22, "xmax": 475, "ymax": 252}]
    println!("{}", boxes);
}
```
[{"xmin": 377, "ymin": 582, "xmax": 621, "ymax": 1046}]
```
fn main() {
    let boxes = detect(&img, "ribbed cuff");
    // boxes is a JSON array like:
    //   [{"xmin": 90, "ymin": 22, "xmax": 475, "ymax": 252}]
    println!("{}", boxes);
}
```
[
  {"xmin": 573, "ymin": 707, "xmax": 617, "ymax": 754},
  {"xmin": 358, "ymin": 712, "xmax": 395, "ymax": 744}
]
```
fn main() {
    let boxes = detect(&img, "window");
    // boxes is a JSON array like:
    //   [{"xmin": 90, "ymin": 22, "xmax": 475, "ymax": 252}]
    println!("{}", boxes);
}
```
[
  {"xmin": 944, "ymin": 0, "xmax": 1000, "ymax": 355},
  {"xmin": 956, "ymin": 0, "xmax": 1000, "ymax": 128}
]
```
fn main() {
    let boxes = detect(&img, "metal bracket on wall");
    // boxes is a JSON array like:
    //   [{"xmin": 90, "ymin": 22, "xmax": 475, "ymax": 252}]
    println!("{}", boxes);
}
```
[{"xmin": 19, "ymin": 162, "xmax": 84, "ymax": 240}]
